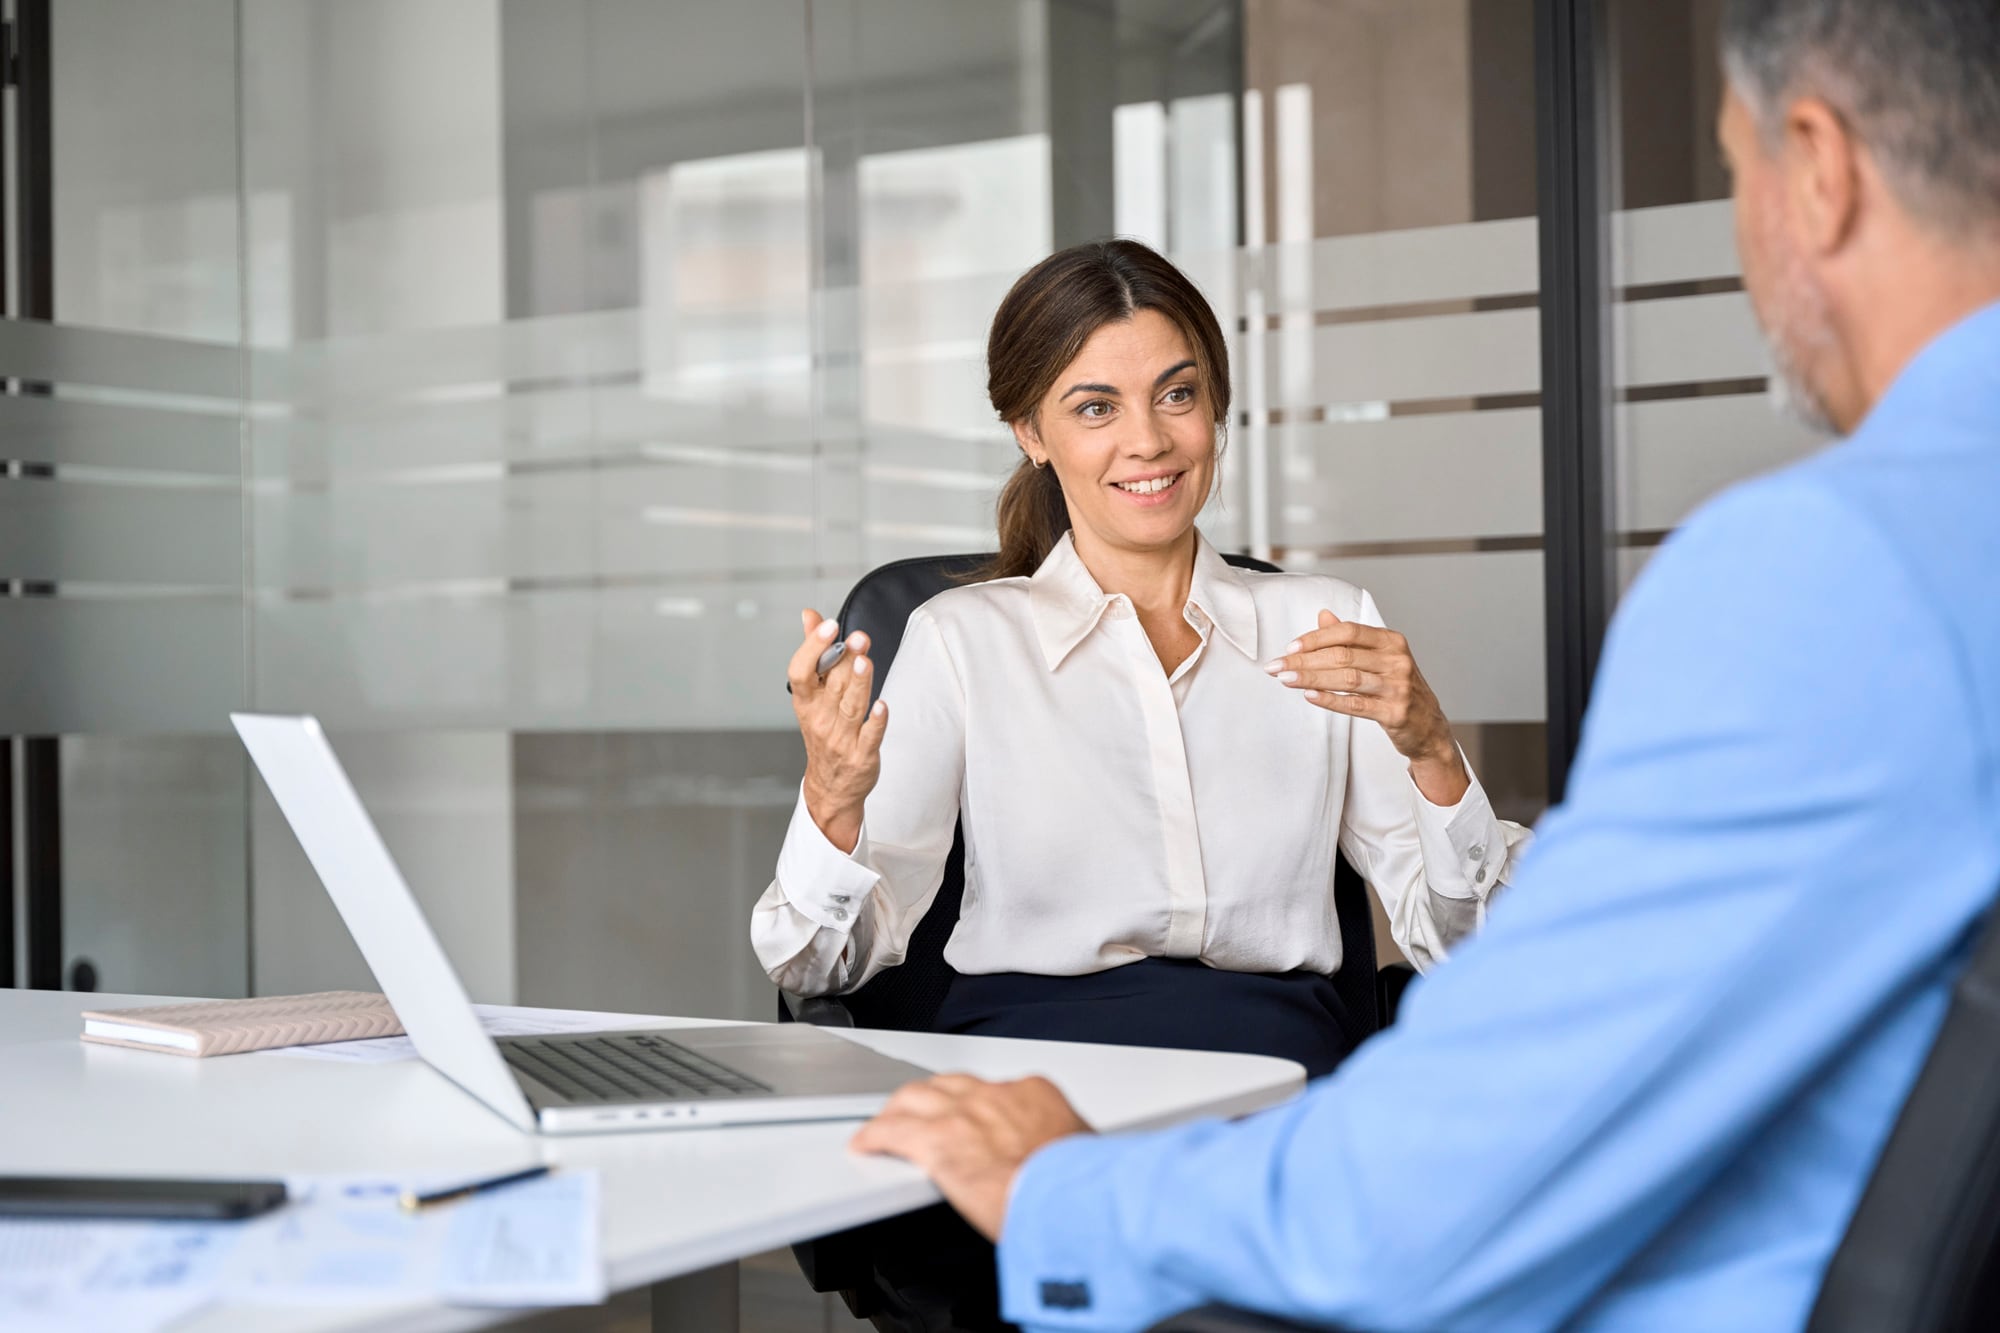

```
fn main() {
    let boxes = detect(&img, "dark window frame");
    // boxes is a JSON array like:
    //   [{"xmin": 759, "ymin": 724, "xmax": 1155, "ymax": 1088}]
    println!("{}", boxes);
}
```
[
  {"xmin": 4, "ymin": 0, "xmax": 58, "ymax": 991},
  {"xmin": 1535, "ymin": 0, "xmax": 1616, "ymax": 804}
]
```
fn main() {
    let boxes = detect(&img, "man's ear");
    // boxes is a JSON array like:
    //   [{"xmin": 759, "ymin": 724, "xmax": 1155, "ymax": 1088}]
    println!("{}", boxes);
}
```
[
  {"xmin": 1010, "ymin": 417, "xmax": 1046, "ymax": 468},
  {"xmin": 1783, "ymin": 96, "xmax": 1862, "ymax": 257}
]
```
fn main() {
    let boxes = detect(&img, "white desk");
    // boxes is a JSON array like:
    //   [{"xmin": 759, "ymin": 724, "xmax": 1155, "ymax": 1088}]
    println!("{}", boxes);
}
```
[{"xmin": 0, "ymin": 990, "xmax": 1303, "ymax": 1332}]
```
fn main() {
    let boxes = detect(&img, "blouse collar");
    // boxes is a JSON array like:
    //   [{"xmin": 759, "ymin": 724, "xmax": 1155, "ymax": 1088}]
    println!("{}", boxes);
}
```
[{"xmin": 1027, "ymin": 530, "xmax": 1259, "ymax": 671}]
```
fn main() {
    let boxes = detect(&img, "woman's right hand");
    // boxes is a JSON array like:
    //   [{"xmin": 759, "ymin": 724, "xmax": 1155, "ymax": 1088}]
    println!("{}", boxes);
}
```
[{"xmin": 790, "ymin": 609, "xmax": 887, "ymax": 854}]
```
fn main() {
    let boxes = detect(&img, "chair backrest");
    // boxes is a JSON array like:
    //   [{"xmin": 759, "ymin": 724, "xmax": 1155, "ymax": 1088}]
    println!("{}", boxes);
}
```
[
  {"xmin": 1807, "ymin": 900, "xmax": 2000, "ymax": 1331},
  {"xmin": 813, "ymin": 551, "xmax": 1381, "ymax": 1038}
]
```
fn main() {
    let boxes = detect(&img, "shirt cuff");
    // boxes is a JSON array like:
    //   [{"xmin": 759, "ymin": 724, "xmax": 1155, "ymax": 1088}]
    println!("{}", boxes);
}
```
[
  {"xmin": 774, "ymin": 784, "xmax": 883, "ymax": 933},
  {"xmin": 1407, "ymin": 754, "xmax": 1507, "ymax": 902},
  {"xmin": 998, "ymin": 1134, "xmax": 1196, "ymax": 1331}
]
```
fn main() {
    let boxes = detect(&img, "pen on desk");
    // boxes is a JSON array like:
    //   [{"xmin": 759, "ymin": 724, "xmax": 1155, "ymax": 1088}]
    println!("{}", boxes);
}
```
[{"xmin": 399, "ymin": 1165, "xmax": 550, "ymax": 1212}]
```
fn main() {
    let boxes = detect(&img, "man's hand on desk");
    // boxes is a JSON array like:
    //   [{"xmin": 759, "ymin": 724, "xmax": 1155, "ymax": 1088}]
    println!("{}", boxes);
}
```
[{"xmin": 850, "ymin": 1073, "xmax": 1092, "ymax": 1241}]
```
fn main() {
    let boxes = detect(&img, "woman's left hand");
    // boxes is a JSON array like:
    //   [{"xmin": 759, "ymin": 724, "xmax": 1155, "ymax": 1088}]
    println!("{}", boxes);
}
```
[{"xmin": 1266, "ymin": 611, "xmax": 1470, "ymax": 804}]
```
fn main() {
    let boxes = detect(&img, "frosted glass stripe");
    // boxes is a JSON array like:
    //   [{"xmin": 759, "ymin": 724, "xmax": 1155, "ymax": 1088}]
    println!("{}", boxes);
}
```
[
  {"xmin": 0, "ymin": 597, "xmax": 244, "ymax": 735},
  {"xmin": 1618, "ymin": 292, "xmax": 1767, "ymax": 388},
  {"xmin": 865, "ymin": 474, "xmax": 1000, "ymax": 545},
  {"xmin": 1263, "ymin": 307, "xmax": 1542, "ymax": 407},
  {"xmin": 250, "ymin": 465, "xmax": 820, "ymax": 589},
  {"xmin": 0, "ymin": 319, "xmax": 239, "ymax": 398},
  {"xmin": 851, "ymin": 257, "xmax": 1239, "ymax": 361},
  {"xmin": 1276, "ymin": 549, "xmax": 1545, "ymax": 724},
  {"xmin": 1381, "ymin": 554, "xmax": 1544, "ymax": 721},
  {"xmin": 1, "ymin": 477, "xmax": 241, "ymax": 585},
  {"xmin": 597, "ymin": 389, "xmax": 815, "ymax": 450},
  {"xmin": 859, "ymin": 273, "xmax": 1020, "ymax": 355},
  {"xmin": 1245, "ymin": 204, "xmax": 1740, "ymax": 319},
  {"xmin": 847, "ymin": 422, "xmax": 1016, "ymax": 463},
  {"xmin": 255, "ymin": 308, "xmax": 638, "ymax": 404},
  {"xmin": 1275, "ymin": 408, "xmax": 1543, "ymax": 545},
  {"xmin": 243, "ymin": 452, "xmax": 1025, "ymax": 591},
  {"xmin": 1616, "ymin": 394, "xmax": 1823, "ymax": 531},
  {"xmin": 864, "ymin": 353, "xmax": 1004, "ymax": 437},
  {"xmin": 1615, "ymin": 201, "xmax": 1740, "ymax": 287},
  {"xmin": 1171, "ymin": 248, "xmax": 1242, "ymax": 317},
  {"xmin": 1252, "ymin": 217, "xmax": 1539, "ymax": 315},
  {"xmin": 0, "ymin": 393, "xmax": 239, "ymax": 475},
  {"xmin": 250, "ymin": 386, "xmax": 822, "ymax": 481},
  {"xmin": 254, "ymin": 304, "xmax": 813, "ymax": 407},
  {"xmin": 250, "ymin": 579, "xmax": 847, "ymax": 731},
  {"xmin": 1236, "ymin": 202, "xmax": 1746, "ymax": 320}
]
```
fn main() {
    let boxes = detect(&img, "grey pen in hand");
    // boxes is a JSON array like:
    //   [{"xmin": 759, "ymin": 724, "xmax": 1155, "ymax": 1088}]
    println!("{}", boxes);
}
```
[
  {"xmin": 398, "ymin": 1164, "xmax": 550, "ymax": 1212},
  {"xmin": 788, "ymin": 639, "xmax": 848, "ymax": 693}
]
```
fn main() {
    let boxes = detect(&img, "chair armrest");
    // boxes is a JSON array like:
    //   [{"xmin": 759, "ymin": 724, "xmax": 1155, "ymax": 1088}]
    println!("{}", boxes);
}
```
[
  {"xmin": 1146, "ymin": 1306, "xmax": 1332, "ymax": 1332},
  {"xmin": 1376, "ymin": 963, "xmax": 1417, "ymax": 1027},
  {"xmin": 781, "ymin": 991, "xmax": 857, "ymax": 1027}
]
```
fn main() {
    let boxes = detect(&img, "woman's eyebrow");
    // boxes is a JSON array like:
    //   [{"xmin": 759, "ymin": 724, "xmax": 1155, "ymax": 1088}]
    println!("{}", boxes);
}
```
[
  {"xmin": 1059, "ymin": 360, "xmax": 1198, "ymax": 401},
  {"xmin": 1060, "ymin": 381, "xmax": 1119, "ymax": 400}
]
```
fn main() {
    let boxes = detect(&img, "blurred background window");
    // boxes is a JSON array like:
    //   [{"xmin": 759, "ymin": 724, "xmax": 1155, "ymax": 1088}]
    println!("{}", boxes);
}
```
[{"xmin": 1, "ymin": 0, "xmax": 1804, "ymax": 1027}]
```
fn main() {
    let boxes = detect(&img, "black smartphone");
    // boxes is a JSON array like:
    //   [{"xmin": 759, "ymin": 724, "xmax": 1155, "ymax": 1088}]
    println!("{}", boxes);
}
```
[{"xmin": 0, "ymin": 1176, "xmax": 288, "ymax": 1221}]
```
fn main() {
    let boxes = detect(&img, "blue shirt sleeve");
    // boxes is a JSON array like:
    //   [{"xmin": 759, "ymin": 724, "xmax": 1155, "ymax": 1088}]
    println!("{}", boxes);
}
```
[{"xmin": 996, "ymin": 473, "xmax": 1992, "ymax": 1332}]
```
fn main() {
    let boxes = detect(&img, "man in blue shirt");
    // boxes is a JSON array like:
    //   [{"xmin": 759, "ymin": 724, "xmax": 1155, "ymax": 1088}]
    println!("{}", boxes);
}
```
[{"xmin": 850, "ymin": 1, "xmax": 2000, "ymax": 1327}]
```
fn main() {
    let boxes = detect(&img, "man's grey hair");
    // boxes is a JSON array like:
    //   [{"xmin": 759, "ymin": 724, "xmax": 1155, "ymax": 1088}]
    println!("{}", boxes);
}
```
[{"xmin": 1722, "ymin": 0, "xmax": 2000, "ymax": 232}]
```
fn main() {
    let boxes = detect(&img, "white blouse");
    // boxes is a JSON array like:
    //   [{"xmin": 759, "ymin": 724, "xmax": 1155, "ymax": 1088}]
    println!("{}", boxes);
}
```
[{"xmin": 752, "ymin": 532, "xmax": 1531, "ymax": 997}]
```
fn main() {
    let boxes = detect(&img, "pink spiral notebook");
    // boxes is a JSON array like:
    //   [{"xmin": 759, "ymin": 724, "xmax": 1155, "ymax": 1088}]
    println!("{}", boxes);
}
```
[{"xmin": 79, "ymin": 991, "xmax": 405, "ymax": 1058}]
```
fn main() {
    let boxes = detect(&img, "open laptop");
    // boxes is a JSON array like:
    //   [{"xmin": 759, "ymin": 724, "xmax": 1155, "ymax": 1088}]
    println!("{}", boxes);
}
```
[{"xmin": 232, "ymin": 712, "xmax": 932, "ymax": 1135}]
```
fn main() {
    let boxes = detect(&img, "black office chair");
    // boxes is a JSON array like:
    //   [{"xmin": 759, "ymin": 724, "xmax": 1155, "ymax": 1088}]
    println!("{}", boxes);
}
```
[
  {"xmin": 1144, "ymin": 896, "xmax": 2000, "ymax": 1333},
  {"xmin": 777, "ymin": 550, "xmax": 1404, "ymax": 1034},
  {"xmin": 1804, "ymin": 896, "xmax": 2000, "ymax": 1332},
  {"xmin": 777, "ymin": 552, "xmax": 1411, "ymax": 1329}
]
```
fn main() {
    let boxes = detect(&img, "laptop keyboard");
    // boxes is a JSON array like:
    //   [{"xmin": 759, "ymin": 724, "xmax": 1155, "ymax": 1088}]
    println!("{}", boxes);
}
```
[{"xmin": 502, "ymin": 1033, "xmax": 772, "ymax": 1104}]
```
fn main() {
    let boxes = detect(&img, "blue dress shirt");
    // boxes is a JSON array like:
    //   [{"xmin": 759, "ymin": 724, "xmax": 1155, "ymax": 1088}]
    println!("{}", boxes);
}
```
[{"xmin": 996, "ymin": 299, "xmax": 2000, "ymax": 1331}]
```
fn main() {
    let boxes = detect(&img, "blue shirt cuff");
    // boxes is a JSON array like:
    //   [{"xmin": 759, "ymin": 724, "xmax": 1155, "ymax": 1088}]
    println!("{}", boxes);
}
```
[{"xmin": 998, "ymin": 1133, "xmax": 1201, "ymax": 1331}]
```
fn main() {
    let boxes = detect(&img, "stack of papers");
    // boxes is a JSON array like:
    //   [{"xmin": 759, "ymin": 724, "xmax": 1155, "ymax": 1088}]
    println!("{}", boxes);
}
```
[{"xmin": 0, "ymin": 1169, "xmax": 602, "ymax": 1332}]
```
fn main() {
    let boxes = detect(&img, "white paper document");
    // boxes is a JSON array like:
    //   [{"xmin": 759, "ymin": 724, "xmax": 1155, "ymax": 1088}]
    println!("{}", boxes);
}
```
[
  {"xmin": 224, "ymin": 1169, "xmax": 604, "ymax": 1307},
  {"xmin": 266, "ymin": 1002, "xmax": 661, "ymax": 1064},
  {"xmin": 0, "ymin": 1217, "xmax": 238, "ymax": 1333},
  {"xmin": 0, "ymin": 1169, "xmax": 603, "ymax": 1325}
]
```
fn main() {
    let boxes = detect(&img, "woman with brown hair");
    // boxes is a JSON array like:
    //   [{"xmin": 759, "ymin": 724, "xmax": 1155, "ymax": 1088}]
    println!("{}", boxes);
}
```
[{"xmin": 754, "ymin": 239, "xmax": 1528, "ymax": 1079}]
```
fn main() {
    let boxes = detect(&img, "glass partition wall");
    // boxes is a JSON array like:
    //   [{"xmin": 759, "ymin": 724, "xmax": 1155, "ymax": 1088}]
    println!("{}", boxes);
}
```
[
  {"xmin": 1606, "ymin": 0, "xmax": 1825, "ymax": 596},
  {"xmin": 9, "ymin": 0, "xmax": 1258, "ymax": 1009},
  {"xmin": 4, "ymin": 0, "xmax": 1803, "ymax": 1003},
  {"xmin": 6, "ymin": 0, "xmax": 251, "ymax": 997}
]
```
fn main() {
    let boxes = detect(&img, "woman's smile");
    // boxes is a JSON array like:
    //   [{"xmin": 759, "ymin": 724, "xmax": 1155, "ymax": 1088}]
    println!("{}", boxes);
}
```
[{"xmin": 1110, "ymin": 469, "xmax": 1187, "ymax": 503}]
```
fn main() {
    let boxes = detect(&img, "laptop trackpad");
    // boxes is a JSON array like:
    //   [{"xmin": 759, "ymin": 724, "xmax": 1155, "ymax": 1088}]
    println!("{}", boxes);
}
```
[{"xmin": 671, "ymin": 1024, "xmax": 932, "ymax": 1095}]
